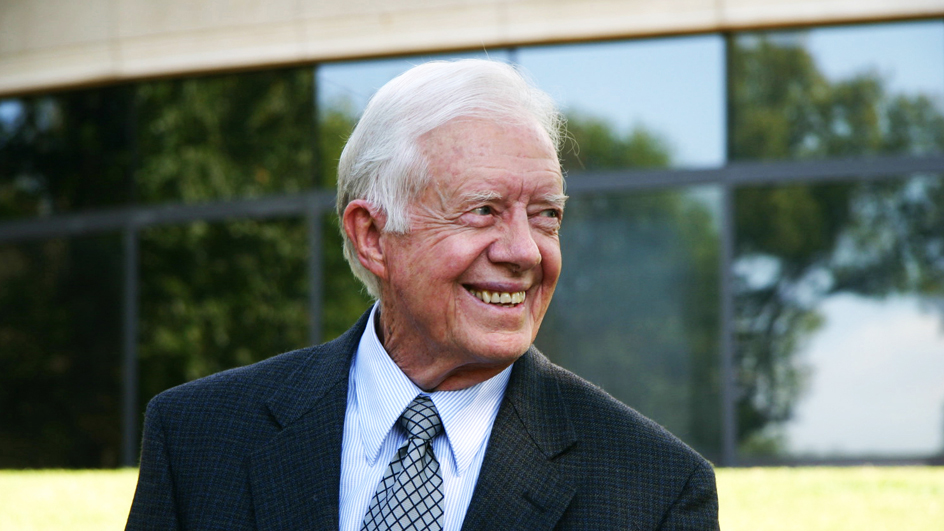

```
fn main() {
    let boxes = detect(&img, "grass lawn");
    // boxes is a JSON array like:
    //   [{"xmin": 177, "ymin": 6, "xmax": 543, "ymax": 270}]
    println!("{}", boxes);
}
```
[
  {"xmin": 0, "ymin": 468, "xmax": 139, "ymax": 530},
  {"xmin": 1, "ymin": 466, "xmax": 941, "ymax": 529},
  {"xmin": 718, "ymin": 466, "xmax": 944, "ymax": 531}
]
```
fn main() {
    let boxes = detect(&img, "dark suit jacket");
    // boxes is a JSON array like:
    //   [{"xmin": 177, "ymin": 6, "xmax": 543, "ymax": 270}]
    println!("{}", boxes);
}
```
[{"xmin": 127, "ymin": 311, "xmax": 719, "ymax": 530}]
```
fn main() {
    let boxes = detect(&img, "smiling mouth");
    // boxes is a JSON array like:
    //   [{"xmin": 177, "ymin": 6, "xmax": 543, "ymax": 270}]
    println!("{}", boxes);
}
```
[{"xmin": 467, "ymin": 288, "xmax": 526, "ymax": 306}]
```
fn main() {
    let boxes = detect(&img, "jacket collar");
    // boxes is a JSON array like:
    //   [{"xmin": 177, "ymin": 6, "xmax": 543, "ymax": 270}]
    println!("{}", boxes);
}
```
[
  {"xmin": 248, "ymin": 310, "xmax": 370, "ymax": 531},
  {"xmin": 263, "ymin": 310, "xmax": 367, "ymax": 428},
  {"xmin": 460, "ymin": 346, "xmax": 578, "ymax": 531},
  {"xmin": 246, "ymin": 314, "xmax": 580, "ymax": 531}
]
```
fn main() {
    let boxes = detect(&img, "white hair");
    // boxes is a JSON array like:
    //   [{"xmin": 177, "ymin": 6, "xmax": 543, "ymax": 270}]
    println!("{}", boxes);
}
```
[{"xmin": 336, "ymin": 58, "xmax": 565, "ymax": 299}]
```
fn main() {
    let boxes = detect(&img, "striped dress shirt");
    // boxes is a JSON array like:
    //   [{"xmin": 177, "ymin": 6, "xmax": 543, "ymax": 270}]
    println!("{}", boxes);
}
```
[{"xmin": 338, "ymin": 304, "xmax": 512, "ymax": 531}]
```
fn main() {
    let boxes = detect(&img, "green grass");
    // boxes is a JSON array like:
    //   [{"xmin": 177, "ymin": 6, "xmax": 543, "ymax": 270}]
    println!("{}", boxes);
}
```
[
  {"xmin": 718, "ymin": 467, "xmax": 944, "ymax": 531},
  {"xmin": 0, "ymin": 469, "xmax": 138, "ymax": 531},
  {"xmin": 1, "ymin": 467, "xmax": 941, "ymax": 529}
]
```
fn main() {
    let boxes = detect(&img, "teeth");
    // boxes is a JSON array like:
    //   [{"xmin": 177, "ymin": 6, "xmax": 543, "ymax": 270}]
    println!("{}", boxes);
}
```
[{"xmin": 469, "ymin": 289, "xmax": 526, "ymax": 306}]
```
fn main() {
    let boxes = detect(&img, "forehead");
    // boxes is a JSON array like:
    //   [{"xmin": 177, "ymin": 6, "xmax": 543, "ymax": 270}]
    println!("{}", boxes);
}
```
[{"xmin": 419, "ymin": 118, "xmax": 563, "ymax": 197}]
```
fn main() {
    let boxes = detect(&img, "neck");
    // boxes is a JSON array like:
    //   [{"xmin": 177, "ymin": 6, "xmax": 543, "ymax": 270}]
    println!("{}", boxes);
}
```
[{"xmin": 373, "ymin": 305, "xmax": 513, "ymax": 392}]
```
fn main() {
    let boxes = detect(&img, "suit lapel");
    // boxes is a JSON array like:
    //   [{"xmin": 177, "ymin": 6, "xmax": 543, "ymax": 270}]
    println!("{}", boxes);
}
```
[
  {"xmin": 243, "ymin": 318, "xmax": 577, "ymax": 530},
  {"xmin": 461, "ymin": 347, "xmax": 578, "ymax": 531},
  {"xmin": 247, "ymin": 311, "xmax": 369, "ymax": 531}
]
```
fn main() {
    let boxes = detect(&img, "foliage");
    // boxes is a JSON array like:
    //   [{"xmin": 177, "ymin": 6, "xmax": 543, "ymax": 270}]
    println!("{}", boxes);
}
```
[
  {"xmin": 0, "ymin": 236, "xmax": 123, "ymax": 468},
  {"xmin": 3, "ymin": 35, "xmax": 944, "ymax": 467},
  {"xmin": 135, "ymin": 69, "xmax": 317, "ymax": 202},
  {"xmin": 0, "ymin": 86, "xmax": 134, "ymax": 219},
  {"xmin": 133, "ymin": 70, "xmax": 322, "ymax": 403},
  {"xmin": 0, "ymin": 88, "xmax": 133, "ymax": 458},
  {"xmin": 0, "ymin": 68, "xmax": 370, "ymax": 467},
  {"xmin": 0, "ymin": 89, "xmax": 135, "ymax": 467},
  {"xmin": 541, "ymin": 113, "xmax": 723, "ymax": 460},
  {"xmin": 730, "ymin": 34, "xmax": 944, "ymax": 454},
  {"xmin": 138, "ymin": 220, "xmax": 310, "ymax": 399},
  {"xmin": 561, "ymin": 113, "xmax": 671, "ymax": 172},
  {"xmin": 317, "ymin": 96, "xmax": 375, "ymax": 340}
]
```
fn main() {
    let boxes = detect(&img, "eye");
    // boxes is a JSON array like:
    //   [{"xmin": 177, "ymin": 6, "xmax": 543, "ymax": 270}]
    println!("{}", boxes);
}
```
[
  {"xmin": 538, "ymin": 209, "xmax": 561, "ymax": 219},
  {"xmin": 472, "ymin": 205, "xmax": 494, "ymax": 216}
]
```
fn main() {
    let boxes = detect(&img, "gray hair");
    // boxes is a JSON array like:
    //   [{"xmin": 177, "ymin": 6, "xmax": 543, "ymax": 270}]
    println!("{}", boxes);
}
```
[{"xmin": 336, "ymin": 58, "xmax": 564, "ymax": 299}]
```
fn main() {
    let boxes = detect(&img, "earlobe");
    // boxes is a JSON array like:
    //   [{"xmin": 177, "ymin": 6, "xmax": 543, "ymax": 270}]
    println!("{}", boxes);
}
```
[{"xmin": 342, "ymin": 200, "xmax": 388, "ymax": 279}]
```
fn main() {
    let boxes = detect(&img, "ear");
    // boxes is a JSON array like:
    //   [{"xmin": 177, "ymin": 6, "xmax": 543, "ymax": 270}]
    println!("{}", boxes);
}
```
[{"xmin": 342, "ymin": 199, "xmax": 389, "ymax": 280}]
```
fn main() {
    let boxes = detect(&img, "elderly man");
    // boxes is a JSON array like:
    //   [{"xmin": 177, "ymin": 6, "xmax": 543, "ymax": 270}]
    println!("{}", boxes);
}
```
[{"xmin": 127, "ymin": 59, "xmax": 719, "ymax": 530}]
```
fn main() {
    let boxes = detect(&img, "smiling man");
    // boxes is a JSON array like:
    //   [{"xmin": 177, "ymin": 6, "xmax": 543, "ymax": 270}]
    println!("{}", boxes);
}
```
[
  {"xmin": 127, "ymin": 60, "xmax": 719, "ymax": 531},
  {"xmin": 344, "ymin": 117, "xmax": 565, "ymax": 393}
]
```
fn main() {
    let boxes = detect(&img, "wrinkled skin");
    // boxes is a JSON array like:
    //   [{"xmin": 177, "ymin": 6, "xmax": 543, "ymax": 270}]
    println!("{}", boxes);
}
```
[{"xmin": 343, "ymin": 117, "xmax": 565, "ymax": 391}]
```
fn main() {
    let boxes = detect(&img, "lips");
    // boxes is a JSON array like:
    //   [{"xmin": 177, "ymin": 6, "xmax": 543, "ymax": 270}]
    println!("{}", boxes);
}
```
[{"xmin": 466, "ymin": 287, "xmax": 526, "ymax": 305}]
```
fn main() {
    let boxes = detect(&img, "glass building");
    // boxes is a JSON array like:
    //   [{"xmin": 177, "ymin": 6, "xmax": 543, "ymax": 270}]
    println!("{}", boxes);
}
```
[{"xmin": 2, "ymin": 7, "xmax": 943, "ymax": 469}]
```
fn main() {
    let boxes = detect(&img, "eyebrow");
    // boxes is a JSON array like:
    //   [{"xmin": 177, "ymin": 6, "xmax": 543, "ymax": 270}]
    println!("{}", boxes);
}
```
[
  {"xmin": 458, "ymin": 191, "xmax": 569, "ymax": 208},
  {"xmin": 542, "ymin": 193, "xmax": 569, "ymax": 209},
  {"xmin": 459, "ymin": 190, "xmax": 502, "ymax": 204}
]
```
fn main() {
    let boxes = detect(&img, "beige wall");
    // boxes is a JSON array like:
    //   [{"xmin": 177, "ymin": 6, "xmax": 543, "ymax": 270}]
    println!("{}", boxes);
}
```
[{"xmin": 2, "ymin": 0, "xmax": 943, "ymax": 96}]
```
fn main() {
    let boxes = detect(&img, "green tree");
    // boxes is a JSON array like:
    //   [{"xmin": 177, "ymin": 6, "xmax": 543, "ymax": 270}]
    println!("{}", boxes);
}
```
[
  {"xmin": 0, "ymin": 68, "xmax": 372, "ymax": 467},
  {"xmin": 0, "ymin": 87, "xmax": 133, "ymax": 467},
  {"xmin": 134, "ymin": 69, "xmax": 317, "ymax": 404},
  {"xmin": 540, "ymin": 112, "xmax": 723, "ymax": 461},
  {"xmin": 561, "ymin": 112, "xmax": 671, "ymax": 172},
  {"xmin": 0, "ymin": 86, "xmax": 134, "ymax": 219},
  {"xmin": 730, "ymin": 35, "xmax": 944, "ymax": 455},
  {"xmin": 317, "ymin": 96, "xmax": 375, "ymax": 339},
  {"xmin": 0, "ymin": 235, "xmax": 124, "ymax": 467}
]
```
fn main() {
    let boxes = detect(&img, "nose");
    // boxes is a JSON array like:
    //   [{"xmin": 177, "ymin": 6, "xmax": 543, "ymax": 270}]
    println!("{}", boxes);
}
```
[{"xmin": 487, "ymin": 208, "xmax": 542, "ymax": 272}]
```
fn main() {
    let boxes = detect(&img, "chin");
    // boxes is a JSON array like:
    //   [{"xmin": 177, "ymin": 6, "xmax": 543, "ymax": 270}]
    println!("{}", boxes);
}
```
[{"xmin": 473, "ymin": 331, "xmax": 534, "ymax": 363}]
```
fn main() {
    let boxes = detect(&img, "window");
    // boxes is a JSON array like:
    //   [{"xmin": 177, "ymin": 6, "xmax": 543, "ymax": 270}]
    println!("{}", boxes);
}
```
[
  {"xmin": 2, "ymin": 19, "xmax": 944, "ymax": 467},
  {"xmin": 730, "ymin": 21, "xmax": 944, "ymax": 462}
]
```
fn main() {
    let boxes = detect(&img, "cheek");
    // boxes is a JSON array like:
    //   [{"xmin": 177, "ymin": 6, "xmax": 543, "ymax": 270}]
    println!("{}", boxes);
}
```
[
  {"xmin": 538, "ymin": 241, "xmax": 563, "ymax": 285},
  {"xmin": 440, "ymin": 236, "xmax": 493, "ymax": 272}
]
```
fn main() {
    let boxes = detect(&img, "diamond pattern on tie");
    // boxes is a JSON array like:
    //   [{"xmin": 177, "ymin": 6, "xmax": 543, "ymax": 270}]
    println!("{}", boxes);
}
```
[{"xmin": 362, "ymin": 395, "xmax": 445, "ymax": 531}]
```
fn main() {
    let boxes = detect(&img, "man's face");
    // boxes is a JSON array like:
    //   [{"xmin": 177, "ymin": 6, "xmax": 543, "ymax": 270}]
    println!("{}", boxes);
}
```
[{"xmin": 378, "ymin": 118, "xmax": 565, "ymax": 389}]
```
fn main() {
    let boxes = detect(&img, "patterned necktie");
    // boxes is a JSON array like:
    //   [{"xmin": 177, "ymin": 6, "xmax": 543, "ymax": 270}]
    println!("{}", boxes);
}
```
[{"xmin": 362, "ymin": 395, "xmax": 445, "ymax": 531}]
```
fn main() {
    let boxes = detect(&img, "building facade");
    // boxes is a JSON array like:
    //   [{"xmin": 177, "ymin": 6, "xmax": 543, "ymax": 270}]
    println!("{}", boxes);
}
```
[{"xmin": 2, "ymin": 0, "xmax": 944, "ymax": 468}]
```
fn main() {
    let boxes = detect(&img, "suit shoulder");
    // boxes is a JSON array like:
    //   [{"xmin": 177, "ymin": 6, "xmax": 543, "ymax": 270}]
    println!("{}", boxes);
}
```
[
  {"xmin": 531, "ymin": 351, "xmax": 710, "ymax": 468},
  {"xmin": 149, "ymin": 314, "xmax": 365, "ymax": 413},
  {"xmin": 150, "ymin": 345, "xmax": 317, "ymax": 409}
]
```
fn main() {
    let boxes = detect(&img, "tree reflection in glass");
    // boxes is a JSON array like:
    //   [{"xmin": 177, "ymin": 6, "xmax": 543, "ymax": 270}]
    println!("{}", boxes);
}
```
[{"xmin": 731, "ymin": 22, "xmax": 944, "ymax": 459}]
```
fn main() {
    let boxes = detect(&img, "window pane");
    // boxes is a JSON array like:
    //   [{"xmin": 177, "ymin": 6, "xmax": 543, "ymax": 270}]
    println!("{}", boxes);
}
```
[
  {"xmin": 135, "ymin": 67, "xmax": 317, "ymax": 203},
  {"xmin": 0, "ymin": 234, "xmax": 123, "ymax": 467},
  {"xmin": 537, "ymin": 186, "xmax": 723, "ymax": 461},
  {"xmin": 731, "ymin": 20, "xmax": 944, "ymax": 161},
  {"xmin": 139, "ymin": 218, "xmax": 309, "ymax": 402},
  {"xmin": 784, "ymin": 294, "xmax": 944, "ymax": 458},
  {"xmin": 517, "ymin": 35, "xmax": 726, "ymax": 171},
  {"xmin": 0, "ymin": 87, "xmax": 134, "ymax": 220},
  {"xmin": 734, "ymin": 173, "xmax": 944, "ymax": 461}
]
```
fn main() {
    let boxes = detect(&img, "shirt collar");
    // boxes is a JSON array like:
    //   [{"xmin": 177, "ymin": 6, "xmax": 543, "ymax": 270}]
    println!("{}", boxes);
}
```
[{"xmin": 353, "ymin": 303, "xmax": 512, "ymax": 476}]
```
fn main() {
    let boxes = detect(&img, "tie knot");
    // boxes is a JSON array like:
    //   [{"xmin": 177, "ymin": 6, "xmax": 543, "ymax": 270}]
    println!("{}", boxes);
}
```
[{"xmin": 398, "ymin": 395, "xmax": 443, "ymax": 442}]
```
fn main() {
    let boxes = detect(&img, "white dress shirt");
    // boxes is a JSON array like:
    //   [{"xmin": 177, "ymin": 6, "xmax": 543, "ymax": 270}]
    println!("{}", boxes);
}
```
[{"xmin": 338, "ymin": 304, "xmax": 512, "ymax": 531}]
